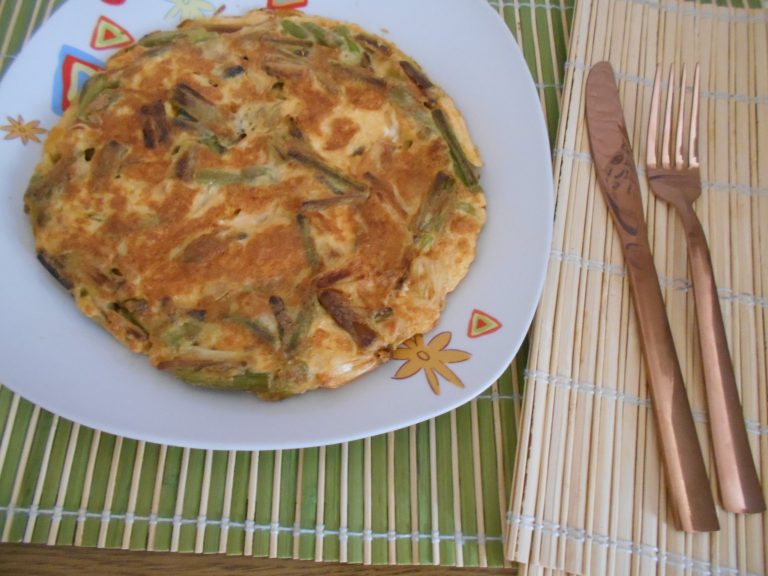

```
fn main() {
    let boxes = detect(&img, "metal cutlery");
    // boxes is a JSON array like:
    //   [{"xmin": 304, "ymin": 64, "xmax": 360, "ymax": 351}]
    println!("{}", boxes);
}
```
[
  {"xmin": 646, "ymin": 64, "xmax": 765, "ymax": 515},
  {"xmin": 585, "ymin": 61, "xmax": 719, "ymax": 533}
]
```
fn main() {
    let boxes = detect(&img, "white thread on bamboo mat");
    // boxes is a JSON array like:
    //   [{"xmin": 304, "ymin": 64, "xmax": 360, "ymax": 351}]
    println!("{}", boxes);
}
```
[
  {"xmin": 97, "ymin": 436, "xmax": 123, "ymax": 548},
  {"xmin": 535, "ymin": 81, "xmax": 565, "ymax": 90},
  {"xmin": 507, "ymin": 513, "xmax": 762, "ymax": 576},
  {"xmin": 617, "ymin": 0, "xmax": 768, "ymax": 22},
  {"xmin": 704, "ymin": 181, "xmax": 768, "ymax": 198},
  {"xmin": 1, "ymin": 405, "xmax": 40, "ymax": 541},
  {"xmin": 647, "ymin": 71, "xmax": 763, "ymax": 105},
  {"xmin": 194, "ymin": 449, "xmax": 214, "ymax": 553},
  {"xmin": 243, "ymin": 450, "xmax": 259, "ymax": 556},
  {"xmin": 428, "ymin": 418, "xmax": 440, "ymax": 565},
  {"xmin": 315, "ymin": 521, "xmax": 326, "ymax": 547},
  {"xmin": 524, "ymin": 370, "xmax": 650, "ymax": 406},
  {"xmin": 554, "ymin": 154, "xmax": 768, "ymax": 200},
  {"xmin": 291, "ymin": 520, "xmax": 301, "ymax": 557},
  {"xmin": 146, "ymin": 444, "xmax": 168, "ymax": 552},
  {"xmin": 315, "ymin": 444, "xmax": 327, "ymax": 562},
  {"xmin": 290, "ymin": 449, "xmax": 304, "ymax": 560},
  {"xmin": 563, "ymin": 62, "xmax": 768, "ymax": 102},
  {"xmin": 363, "ymin": 436, "xmax": 372, "ymax": 564},
  {"xmin": 553, "ymin": 148, "xmax": 768, "ymax": 198},
  {"xmin": 22, "ymin": 414, "xmax": 59, "ymax": 543},
  {"xmin": 387, "ymin": 431, "xmax": 396, "ymax": 565},
  {"xmin": 714, "ymin": 288, "xmax": 768, "ymax": 308},
  {"xmin": 499, "ymin": 0, "xmax": 573, "ymax": 10},
  {"xmin": 339, "ymin": 442, "xmax": 348, "ymax": 562},
  {"xmin": 0, "ymin": 504, "xmax": 504, "ymax": 544},
  {"xmin": 549, "ymin": 249, "xmax": 768, "ymax": 308},
  {"xmin": 408, "ymin": 425, "xmax": 419, "ymax": 564},
  {"xmin": 549, "ymin": 250, "xmax": 625, "ymax": 276},
  {"xmin": 218, "ymin": 450, "xmax": 237, "ymax": 554},
  {"xmin": 47, "ymin": 423, "xmax": 80, "ymax": 546},
  {"xmin": 170, "ymin": 447, "xmax": 190, "ymax": 552},
  {"xmin": 268, "ymin": 449, "xmax": 282, "ymax": 558},
  {"xmin": 74, "ymin": 430, "xmax": 101, "ymax": 546},
  {"xmin": 449, "ymin": 410, "xmax": 464, "ymax": 567},
  {"xmin": 120, "ymin": 441, "xmax": 145, "ymax": 550},
  {"xmin": 524, "ymin": 369, "xmax": 768, "ymax": 436},
  {"xmin": 478, "ymin": 391, "xmax": 524, "ymax": 401}
]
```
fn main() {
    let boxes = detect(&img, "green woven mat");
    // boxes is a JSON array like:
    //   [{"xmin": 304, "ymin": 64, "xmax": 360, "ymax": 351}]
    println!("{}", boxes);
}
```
[{"xmin": 0, "ymin": 0, "xmax": 566, "ymax": 568}]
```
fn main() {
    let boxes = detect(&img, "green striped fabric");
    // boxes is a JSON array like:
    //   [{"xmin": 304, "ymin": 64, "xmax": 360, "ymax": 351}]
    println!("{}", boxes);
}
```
[{"xmin": 0, "ymin": 0, "xmax": 741, "ymax": 569}]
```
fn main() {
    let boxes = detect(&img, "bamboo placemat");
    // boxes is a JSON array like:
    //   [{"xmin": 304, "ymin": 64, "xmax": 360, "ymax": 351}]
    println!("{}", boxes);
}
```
[
  {"xmin": 506, "ymin": 0, "xmax": 768, "ymax": 574},
  {"xmin": 0, "ymin": 0, "xmax": 573, "ymax": 568}
]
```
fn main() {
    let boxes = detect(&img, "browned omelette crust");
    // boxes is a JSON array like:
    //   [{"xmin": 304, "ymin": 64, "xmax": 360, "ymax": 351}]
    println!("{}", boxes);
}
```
[{"xmin": 24, "ymin": 10, "xmax": 486, "ymax": 399}]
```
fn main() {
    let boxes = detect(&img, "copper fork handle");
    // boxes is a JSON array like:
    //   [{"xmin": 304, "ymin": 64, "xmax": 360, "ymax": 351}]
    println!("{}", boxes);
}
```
[{"xmin": 677, "ymin": 205, "xmax": 766, "ymax": 513}]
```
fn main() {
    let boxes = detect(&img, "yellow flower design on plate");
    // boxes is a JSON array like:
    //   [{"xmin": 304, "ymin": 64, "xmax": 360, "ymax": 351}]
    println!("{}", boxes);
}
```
[
  {"xmin": 0, "ymin": 115, "xmax": 46, "ymax": 145},
  {"xmin": 392, "ymin": 332, "xmax": 471, "ymax": 395}
]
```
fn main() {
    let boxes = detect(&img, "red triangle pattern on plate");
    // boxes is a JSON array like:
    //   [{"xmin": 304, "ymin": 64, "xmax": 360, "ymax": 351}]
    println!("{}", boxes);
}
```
[
  {"xmin": 90, "ymin": 15, "xmax": 134, "ymax": 50},
  {"xmin": 467, "ymin": 309, "xmax": 502, "ymax": 338}
]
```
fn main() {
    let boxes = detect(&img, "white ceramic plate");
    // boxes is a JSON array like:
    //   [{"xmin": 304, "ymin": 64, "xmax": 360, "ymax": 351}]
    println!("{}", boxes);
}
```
[{"xmin": 0, "ymin": 0, "xmax": 552, "ymax": 449}]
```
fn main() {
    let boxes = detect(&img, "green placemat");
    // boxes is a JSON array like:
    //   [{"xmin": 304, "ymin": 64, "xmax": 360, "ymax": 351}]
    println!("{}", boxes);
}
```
[{"xmin": 0, "ymin": 0, "xmax": 572, "ymax": 568}]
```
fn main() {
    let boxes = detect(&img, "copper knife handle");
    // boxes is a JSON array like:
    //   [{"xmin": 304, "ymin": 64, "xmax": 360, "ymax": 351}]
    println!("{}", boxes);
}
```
[
  {"xmin": 678, "ymin": 205, "xmax": 766, "ymax": 513},
  {"xmin": 618, "ymin": 229, "xmax": 719, "ymax": 532}
]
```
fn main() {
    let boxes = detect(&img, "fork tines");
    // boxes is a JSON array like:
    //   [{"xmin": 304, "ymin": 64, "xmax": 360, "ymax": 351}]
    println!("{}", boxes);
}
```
[{"xmin": 647, "ymin": 64, "xmax": 700, "ymax": 170}]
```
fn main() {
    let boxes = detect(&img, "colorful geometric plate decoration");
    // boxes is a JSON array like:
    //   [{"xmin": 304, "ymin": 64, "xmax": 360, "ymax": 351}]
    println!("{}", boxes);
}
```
[
  {"xmin": 90, "ymin": 15, "xmax": 134, "ymax": 50},
  {"xmin": 467, "ymin": 309, "xmax": 502, "ymax": 338},
  {"xmin": 51, "ymin": 45, "xmax": 105, "ymax": 116}
]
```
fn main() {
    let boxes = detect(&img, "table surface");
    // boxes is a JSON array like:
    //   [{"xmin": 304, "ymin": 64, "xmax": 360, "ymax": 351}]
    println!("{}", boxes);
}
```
[{"xmin": 0, "ymin": 543, "xmax": 515, "ymax": 574}]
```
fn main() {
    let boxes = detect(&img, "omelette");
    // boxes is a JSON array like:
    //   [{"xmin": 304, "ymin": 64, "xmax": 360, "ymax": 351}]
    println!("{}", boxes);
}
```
[{"xmin": 24, "ymin": 9, "xmax": 486, "ymax": 400}]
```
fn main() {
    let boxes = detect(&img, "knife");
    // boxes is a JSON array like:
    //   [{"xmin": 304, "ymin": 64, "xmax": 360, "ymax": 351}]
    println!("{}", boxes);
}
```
[{"xmin": 585, "ymin": 62, "xmax": 719, "ymax": 533}]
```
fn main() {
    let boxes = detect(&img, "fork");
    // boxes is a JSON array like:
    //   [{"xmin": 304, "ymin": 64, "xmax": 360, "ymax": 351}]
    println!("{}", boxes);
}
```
[{"xmin": 646, "ymin": 65, "xmax": 765, "ymax": 514}]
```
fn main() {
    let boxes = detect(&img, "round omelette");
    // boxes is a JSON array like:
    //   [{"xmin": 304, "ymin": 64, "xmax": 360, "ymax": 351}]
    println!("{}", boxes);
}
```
[{"xmin": 24, "ymin": 9, "xmax": 486, "ymax": 400}]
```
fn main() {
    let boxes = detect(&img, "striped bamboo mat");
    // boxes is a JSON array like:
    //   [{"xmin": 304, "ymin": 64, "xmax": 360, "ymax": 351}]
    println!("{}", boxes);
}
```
[
  {"xmin": 0, "ymin": 0, "xmax": 573, "ymax": 568},
  {"xmin": 506, "ymin": 0, "xmax": 768, "ymax": 575}
]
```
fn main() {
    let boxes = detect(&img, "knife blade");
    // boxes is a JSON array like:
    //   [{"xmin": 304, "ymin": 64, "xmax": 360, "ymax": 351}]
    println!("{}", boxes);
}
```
[{"xmin": 585, "ymin": 61, "xmax": 719, "ymax": 533}]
